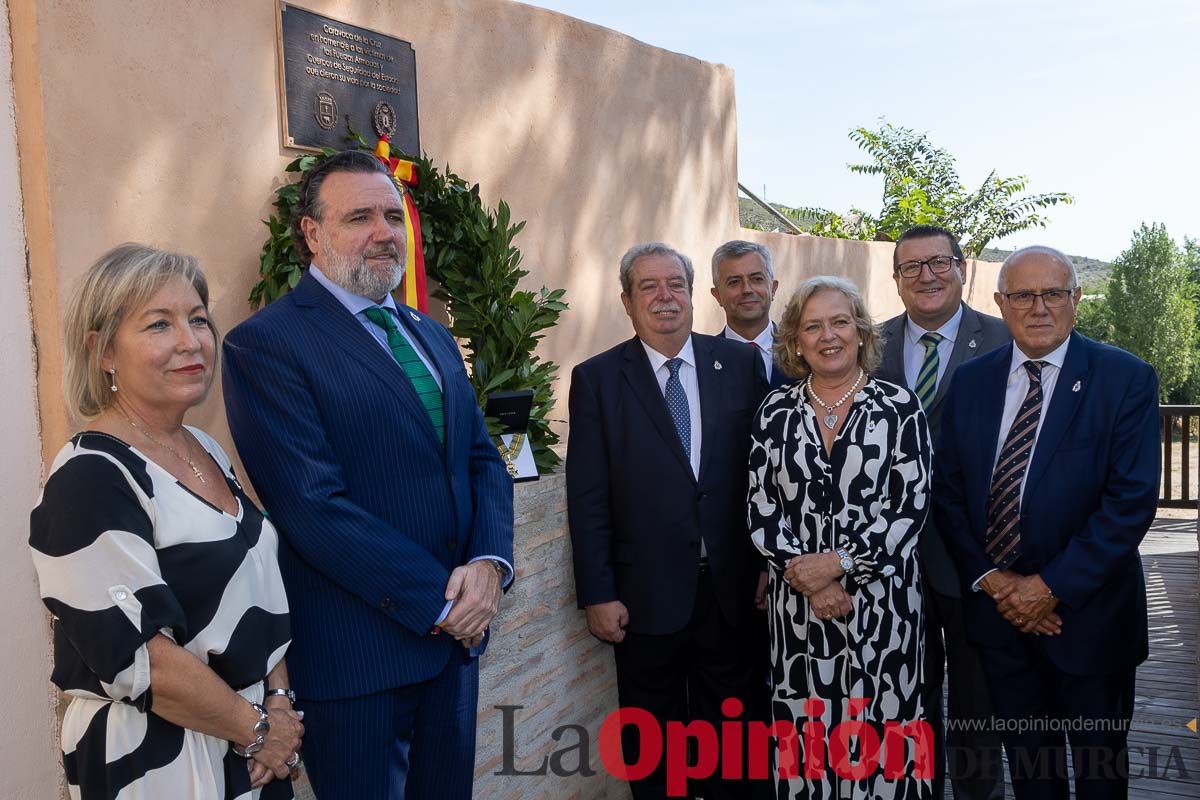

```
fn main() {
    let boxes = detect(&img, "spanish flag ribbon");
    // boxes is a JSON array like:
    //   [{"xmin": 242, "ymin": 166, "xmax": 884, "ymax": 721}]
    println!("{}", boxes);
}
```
[{"xmin": 374, "ymin": 136, "xmax": 428, "ymax": 313}]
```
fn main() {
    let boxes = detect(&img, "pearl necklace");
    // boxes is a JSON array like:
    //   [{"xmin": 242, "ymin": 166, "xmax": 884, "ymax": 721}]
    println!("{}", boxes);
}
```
[
  {"xmin": 117, "ymin": 407, "xmax": 207, "ymax": 484},
  {"xmin": 806, "ymin": 369, "xmax": 865, "ymax": 430}
]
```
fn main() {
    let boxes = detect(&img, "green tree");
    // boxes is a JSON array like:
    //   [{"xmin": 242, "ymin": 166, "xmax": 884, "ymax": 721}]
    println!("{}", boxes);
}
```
[
  {"xmin": 794, "ymin": 122, "xmax": 1073, "ymax": 256},
  {"xmin": 1102, "ymin": 223, "xmax": 1197, "ymax": 400}
]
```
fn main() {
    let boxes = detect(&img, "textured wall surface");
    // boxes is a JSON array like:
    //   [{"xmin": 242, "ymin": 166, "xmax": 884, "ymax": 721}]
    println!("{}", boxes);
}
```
[{"xmin": 0, "ymin": 0, "xmax": 61, "ymax": 797}]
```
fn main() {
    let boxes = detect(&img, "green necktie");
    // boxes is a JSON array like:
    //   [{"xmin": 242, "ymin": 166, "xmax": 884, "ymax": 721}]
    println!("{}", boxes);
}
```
[
  {"xmin": 914, "ymin": 331, "xmax": 944, "ymax": 410},
  {"xmin": 362, "ymin": 306, "xmax": 445, "ymax": 443}
]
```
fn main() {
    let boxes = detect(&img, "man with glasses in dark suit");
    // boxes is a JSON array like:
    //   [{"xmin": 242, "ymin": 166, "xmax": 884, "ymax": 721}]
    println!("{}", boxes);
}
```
[{"xmin": 875, "ymin": 225, "xmax": 1009, "ymax": 800}]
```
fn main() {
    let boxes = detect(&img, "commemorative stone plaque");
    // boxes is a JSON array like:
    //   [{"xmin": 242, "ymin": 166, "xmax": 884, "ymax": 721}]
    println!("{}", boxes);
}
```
[{"xmin": 277, "ymin": 2, "xmax": 420, "ymax": 154}]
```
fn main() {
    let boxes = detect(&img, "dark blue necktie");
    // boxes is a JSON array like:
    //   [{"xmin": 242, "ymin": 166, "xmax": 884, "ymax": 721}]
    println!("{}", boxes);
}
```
[{"xmin": 665, "ymin": 358, "xmax": 691, "ymax": 459}]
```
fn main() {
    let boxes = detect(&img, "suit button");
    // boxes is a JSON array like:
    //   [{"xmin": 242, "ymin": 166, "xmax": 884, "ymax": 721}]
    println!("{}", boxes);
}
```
[
  {"xmin": 447, "ymin": 539, "xmax": 457, "ymax": 551},
  {"xmin": 380, "ymin": 597, "xmax": 395, "ymax": 610}
]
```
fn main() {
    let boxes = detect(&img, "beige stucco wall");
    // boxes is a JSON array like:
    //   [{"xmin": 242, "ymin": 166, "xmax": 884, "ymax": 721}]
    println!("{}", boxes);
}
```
[
  {"xmin": 0, "ymin": 0, "xmax": 61, "ymax": 797},
  {"xmin": 18, "ymin": 0, "xmax": 741, "ymax": 455}
]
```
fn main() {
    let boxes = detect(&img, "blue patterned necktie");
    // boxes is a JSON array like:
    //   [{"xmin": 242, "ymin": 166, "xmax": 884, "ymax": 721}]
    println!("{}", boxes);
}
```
[
  {"xmin": 664, "ymin": 358, "xmax": 691, "ymax": 459},
  {"xmin": 985, "ymin": 360, "xmax": 1048, "ymax": 569},
  {"xmin": 914, "ymin": 331, "xmax": 944, "ymax": 410}
]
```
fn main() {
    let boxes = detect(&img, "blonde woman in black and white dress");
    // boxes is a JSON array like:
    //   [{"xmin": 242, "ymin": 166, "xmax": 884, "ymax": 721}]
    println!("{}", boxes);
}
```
[
  {"xmin": 29, "ymin": 244, "xmax": 302, "ymax": 798},
  {"xmin": 748, "ymin": 276, "xmax": 933, "ymax": 800}
]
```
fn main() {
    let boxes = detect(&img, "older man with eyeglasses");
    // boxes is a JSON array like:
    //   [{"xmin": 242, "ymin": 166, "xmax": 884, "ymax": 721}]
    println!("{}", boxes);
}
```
[
  {"xmin": 875, "ymin": 225, "xmax": 1010, "ymax": 800},
  {"xmin": 934, "ymin": 246, "xmax": 1159, "ymax": 800}
]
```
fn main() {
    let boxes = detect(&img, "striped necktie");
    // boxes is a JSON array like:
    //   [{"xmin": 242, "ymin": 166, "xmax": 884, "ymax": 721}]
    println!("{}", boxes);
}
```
[
  {"xmin": 984, "ymin": 360, "xmax": 1048, "ymax": 569},
  {"xmin": 914, "ymin": 331, "xmax": 944, "ymax": 410},
  {"xmin": 362, "ymin": 307, "xmax": 445, "ymax": 444}
]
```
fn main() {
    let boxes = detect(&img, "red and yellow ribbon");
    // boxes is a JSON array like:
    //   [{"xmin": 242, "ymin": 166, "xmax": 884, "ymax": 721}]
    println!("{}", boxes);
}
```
[{"xmin": 374, "ymin": 135, "xmax": 428, "ymax": 313}]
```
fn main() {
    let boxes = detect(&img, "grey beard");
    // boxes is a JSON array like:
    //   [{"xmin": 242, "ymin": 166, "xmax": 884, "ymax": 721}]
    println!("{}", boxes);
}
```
[{"xmin": 324, "ymin": 252, "xmax": 404, "ymax": 301}]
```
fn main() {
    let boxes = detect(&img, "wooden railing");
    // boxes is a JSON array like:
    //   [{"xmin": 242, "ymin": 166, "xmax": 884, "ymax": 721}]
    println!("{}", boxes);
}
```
[{"xmin": 1159, "ymin": 405, "xmax": 1200, "ymax": 509}]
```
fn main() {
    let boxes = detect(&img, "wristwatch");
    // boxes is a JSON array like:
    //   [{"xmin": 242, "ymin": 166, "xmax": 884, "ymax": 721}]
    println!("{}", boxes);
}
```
[
  {"xmin": 265, "ymin": 687, "xmax": 296, "ymax": 705},
  {"xmin": 231, "ymin": 702, "xmax": 270, "ymax": 758},
  {"xmin": 834, "ymin": 547, "xmax": 855, "ymax": 574}
]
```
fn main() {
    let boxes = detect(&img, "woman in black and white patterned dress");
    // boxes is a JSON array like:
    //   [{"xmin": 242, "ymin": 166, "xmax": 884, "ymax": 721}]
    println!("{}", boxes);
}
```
[
  {"xmin": 29, "ymin": 244, "xmax": 302, "ymax": 798},
  {"xmin": 748, "ymin": 276, "xmax": 933, "ymax": 800}
]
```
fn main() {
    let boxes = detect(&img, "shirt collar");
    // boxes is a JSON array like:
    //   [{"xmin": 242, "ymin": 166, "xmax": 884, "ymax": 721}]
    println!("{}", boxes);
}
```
[
  {"xmin": 1008, "ymin": 335, "xmax": 1071, "ymax": 376},
  {"xmin": 642, "ymin": 335, "xmax": 696, "ymax": 373},
  {"xmin": 309, "ymin": 264, "xmax": 400, "ymax": 318},
  {"xmin": 724, "ymin": 322, "xmax": 775, "ymax": 352},
  {"xmin": 905, "ymin": 303, "xmax": 963, "ymax": 345}
]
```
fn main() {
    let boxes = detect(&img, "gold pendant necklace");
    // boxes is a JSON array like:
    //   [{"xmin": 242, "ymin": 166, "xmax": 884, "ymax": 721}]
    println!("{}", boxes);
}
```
[{"xmin": 117, "ymin": 407, "xmax": 207, "ymax": 484}]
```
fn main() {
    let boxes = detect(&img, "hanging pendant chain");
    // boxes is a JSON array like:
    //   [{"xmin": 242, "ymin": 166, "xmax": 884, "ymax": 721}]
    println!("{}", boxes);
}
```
[
  {"xmin": 806, "ymin": 369, "xmax": 864, "ymax": 429},
  {"xmin": 116, "ymin": 407, "xmax": 207, "ymax": 484}
]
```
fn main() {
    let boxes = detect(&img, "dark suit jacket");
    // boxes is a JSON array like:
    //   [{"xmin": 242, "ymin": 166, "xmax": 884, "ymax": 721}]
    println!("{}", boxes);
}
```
[
  {"xmin": 876, "ymin": 303, "xmax": 1011, "ymax": 597},
  {"xmin": 718, "ymin": 322, "xmax": 791, "ymax": 390},
  {"xmin": 567, "ymin": 333, "xmax": 768, "ymax": 635},
  {"xmin": 933, "ymin": 332, "xmax": 1160, "ymax": 675},
  {"xmin": 222, "ymin": 271, "xmax": 514, "ymax": 701}
]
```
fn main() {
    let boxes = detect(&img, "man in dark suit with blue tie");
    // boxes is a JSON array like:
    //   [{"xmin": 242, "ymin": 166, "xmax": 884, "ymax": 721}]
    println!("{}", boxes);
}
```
[
  {"xmin": 935, "ymin": 246, "xmax": 1159, "ymax": 800},
  {"xmin": 222, "ymin": 151, "xmax": 514, "ymax": 800},
  {"xmin": 710, "ymin": 239, "xmax": 789, "ymax": 392},
  {"xmin": 568, "ymin": 242, "xmax": 769, "ymax": 799},
  {"xmin": 876, "ymin": 225, "xmax": 1009, "ymax": 800}
]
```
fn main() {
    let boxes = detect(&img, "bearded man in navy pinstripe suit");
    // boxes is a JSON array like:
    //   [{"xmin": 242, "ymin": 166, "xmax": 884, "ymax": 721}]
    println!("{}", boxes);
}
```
[{"xmin": 223, "ymin": 151, "xmax": 514, "ymax": 800}]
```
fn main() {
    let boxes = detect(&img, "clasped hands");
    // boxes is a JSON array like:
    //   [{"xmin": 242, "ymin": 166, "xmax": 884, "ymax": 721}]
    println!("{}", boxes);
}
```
[
  {"xmin": 979, "ymin": 570, "xmax": 1062, "ymax": 635},
  {"xmin": 247, "ymin": 697, "xmax": 305, "ymax": 788},
  {"xmin": 784, "ymin": 552, "xmax": 851, "ymax": 621},
  {"xmin": 439, "ymin": 560, "xmax": 503, "ymax": 648}
]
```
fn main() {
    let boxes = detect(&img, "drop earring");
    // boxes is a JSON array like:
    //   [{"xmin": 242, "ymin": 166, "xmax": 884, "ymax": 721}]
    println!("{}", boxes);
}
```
[{"xmin": 109, "ymin": 369, "xmax": 118, "ymax": 393}]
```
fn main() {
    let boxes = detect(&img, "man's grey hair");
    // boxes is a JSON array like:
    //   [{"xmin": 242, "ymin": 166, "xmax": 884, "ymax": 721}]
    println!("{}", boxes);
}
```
[
  {"xmin": 711, "ymin": 240, "xmax": 774, "ymax": 286},
  {"xmin": 619, "ymin": 242, "xmax": 694, "ymax": 295},
  {"xmin": 997, "ymin": 245, "xmax": 1079, "ymax": 292}
]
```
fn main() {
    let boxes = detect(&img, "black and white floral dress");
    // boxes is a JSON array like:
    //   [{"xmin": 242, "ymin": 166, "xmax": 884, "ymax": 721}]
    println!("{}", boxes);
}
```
[
  {"xmin": 29, "ymin": 430, "xmax": 292, "ymax": 799},
  {"xmin": 748, "ymin": 378, "xmax": 933, "ymax": 800}
]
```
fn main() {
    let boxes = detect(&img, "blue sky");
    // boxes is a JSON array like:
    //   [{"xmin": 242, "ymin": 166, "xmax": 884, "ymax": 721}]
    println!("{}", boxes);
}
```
[{"xmin": 522, "ymin": 0, "xmax": 1199, "ymax": 261}]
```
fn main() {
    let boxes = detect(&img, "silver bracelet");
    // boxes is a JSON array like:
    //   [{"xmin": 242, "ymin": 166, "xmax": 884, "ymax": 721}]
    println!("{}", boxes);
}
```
[
  {"xmin": 264, "ymin": 687, "xmax": 296, "ymax": 706},
  {"xmin": 231, "ymin": 701, "xmax": 270, "ymax": 758}
]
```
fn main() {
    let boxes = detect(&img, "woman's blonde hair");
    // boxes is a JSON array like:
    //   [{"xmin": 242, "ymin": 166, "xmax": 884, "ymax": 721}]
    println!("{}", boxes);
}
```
[
  {"xmin": 62, "ymin": 243, "xmax": 215, "ymax": 421},
  {"xmin": 773, "ymin": 275, "xmax": 880, "ymax": 380}
]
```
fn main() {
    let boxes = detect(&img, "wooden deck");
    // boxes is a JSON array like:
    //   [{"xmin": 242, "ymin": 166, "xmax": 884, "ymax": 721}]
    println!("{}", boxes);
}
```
[{"xmin": 1128, "ymin": 516, "xmax": 1200, "ymax": 798}]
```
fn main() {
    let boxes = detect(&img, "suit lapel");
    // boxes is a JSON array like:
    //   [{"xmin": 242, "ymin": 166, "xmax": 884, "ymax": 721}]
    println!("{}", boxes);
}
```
[
  {"xmin": 393, "ymin": 304, "xmax": 463, "ymax": 455},
  {"xmin": 1025, "ymin": 332, "xmax": 1090, "ymax": 491},
  {"xmin": 621, "ymin": 337, "xmax": 695, "ymax": 481},
  {"xmin": 694, "ymin": 334, "xmax": 719, "ymax": 483},
  {"xmin": 929, "ymin": 303, "xmax": 983, "ymax": 414},
  {"xmin": 296, "ymin": 274, "xmax": 443, "ymax": 453},
  {"xmin": 975, "ymin": 345, "xmax": 1012, "ymax": 499},
  {"xmin": 879, "ymin": 315, "xmax": 907, "ymax": 387}
]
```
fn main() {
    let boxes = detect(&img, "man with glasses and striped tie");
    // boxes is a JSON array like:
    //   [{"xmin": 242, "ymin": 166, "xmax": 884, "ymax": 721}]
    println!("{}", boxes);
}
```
[
  {"xmin": 876, "ymin": 225, "xmax": 1009, "ymax": 800},
  {"xmin": 934, "ymin": 246, "xmax": 1159, "ymax": 800}
]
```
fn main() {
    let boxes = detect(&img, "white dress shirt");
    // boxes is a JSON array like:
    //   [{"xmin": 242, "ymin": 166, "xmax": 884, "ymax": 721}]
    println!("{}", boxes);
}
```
[
  {"xmin": 643, "ymin": 337, "xmax": 702, "ymax": 479},
  {"xmin": 722, "ymin": 322, "xmax": 776, "ymax": 384},
  {"xmin": 973, "ymin": 336, "xmax": 1071, "ymax": 589},
  {"xmin": 902, "ymin": 305, "xmax": 963, "ymax": 393}
]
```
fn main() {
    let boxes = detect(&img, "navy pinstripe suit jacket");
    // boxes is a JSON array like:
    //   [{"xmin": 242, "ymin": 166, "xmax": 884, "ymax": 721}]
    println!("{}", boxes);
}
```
[{"xmin": 222, "ymin": 270, "xmax": 513, "ymax": 701}]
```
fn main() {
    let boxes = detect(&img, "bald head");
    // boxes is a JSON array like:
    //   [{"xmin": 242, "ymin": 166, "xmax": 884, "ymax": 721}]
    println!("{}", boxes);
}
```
[{"xmin": 997, "ymin": 246, "xmax": 1078, "ymax": 293}]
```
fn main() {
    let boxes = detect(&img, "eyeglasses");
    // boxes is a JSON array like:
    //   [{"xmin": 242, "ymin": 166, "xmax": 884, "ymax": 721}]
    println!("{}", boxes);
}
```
[
  {"xmin": 999, "ymin": 289, "xmax": 1075, "ymax": 309},
  {"xmin": 895, "ymin": 255, "xmax": 961, "ymax": 279}
]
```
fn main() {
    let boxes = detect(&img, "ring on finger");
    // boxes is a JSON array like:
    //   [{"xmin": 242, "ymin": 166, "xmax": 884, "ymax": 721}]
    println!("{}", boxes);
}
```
[{"xmin": 286, "ymin": 752, "xmax": 301, "ymax": 769}]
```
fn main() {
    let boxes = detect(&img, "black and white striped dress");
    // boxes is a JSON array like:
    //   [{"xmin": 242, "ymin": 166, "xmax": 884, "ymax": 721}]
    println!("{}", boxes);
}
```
[
  {"xmin": 748, "ymin": 379, "xmax": 933, "ymax": 800},
  {"xmin": 29, "ymin": 430, "xmax": 292, "ymax": 799}
]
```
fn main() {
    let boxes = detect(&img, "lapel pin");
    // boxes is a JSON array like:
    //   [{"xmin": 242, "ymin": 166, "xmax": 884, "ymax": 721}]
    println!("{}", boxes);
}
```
[
  {"xmin": 1072, "ymin": 380, "xmax": 1081, "ymax": 392},
  {"xmin": 409, "ymin": 310, "xmax": 420, "ymax": 322},
  {"xmin": 714, "ymin": 360, "xmax": 723, "ymax": 371},
  {"xmin": 968, "ymin": 339, "xmax": 977, "ymax": 349}
]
